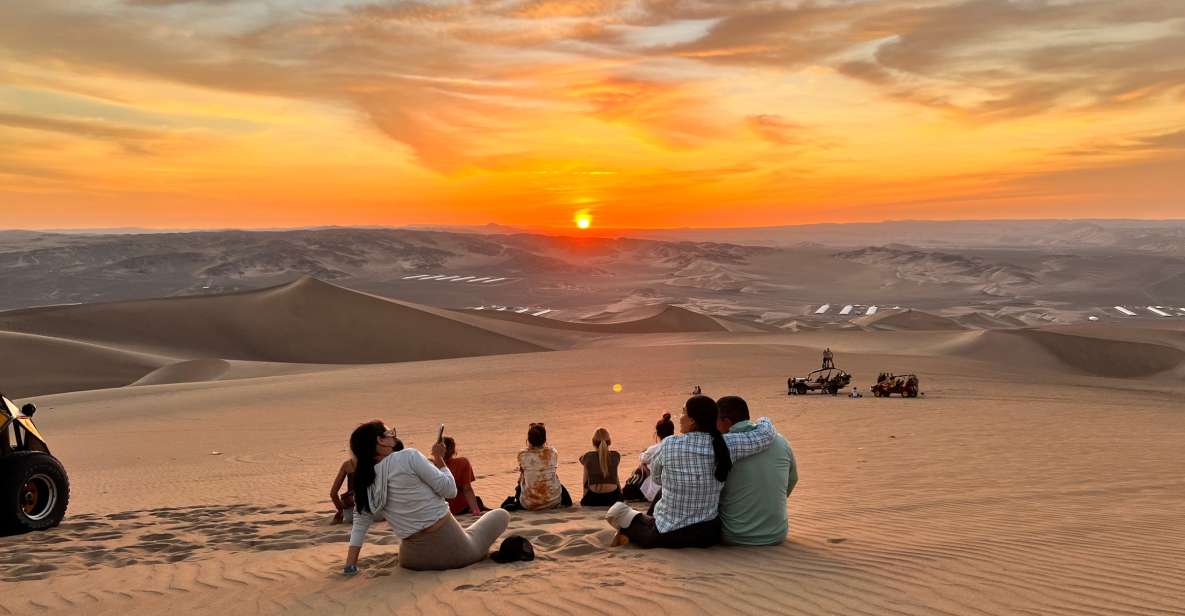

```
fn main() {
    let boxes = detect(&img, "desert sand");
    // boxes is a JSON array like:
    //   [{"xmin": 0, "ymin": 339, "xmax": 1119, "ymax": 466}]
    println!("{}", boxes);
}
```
[{"xmin": 2, "ymin": 278, "xmax": 1184, "ymax": 615}]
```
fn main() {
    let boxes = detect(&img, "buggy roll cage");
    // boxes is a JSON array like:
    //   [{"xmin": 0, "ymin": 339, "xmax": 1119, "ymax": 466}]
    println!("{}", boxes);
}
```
[{"xmin": 0, "ymin": 392, "xmax": 48, "ymax": 455}]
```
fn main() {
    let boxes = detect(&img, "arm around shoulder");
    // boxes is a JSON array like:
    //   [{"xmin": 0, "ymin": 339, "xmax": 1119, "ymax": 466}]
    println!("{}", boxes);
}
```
[{"xmin": 723, "ymin": 417, "xmax": 776, "ymax": 462}]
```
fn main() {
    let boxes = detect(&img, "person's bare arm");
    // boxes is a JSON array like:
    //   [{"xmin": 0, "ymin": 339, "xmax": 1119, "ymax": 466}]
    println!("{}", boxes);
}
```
[
  {"xmin": 463, "ymin": 485, "xmax": 481, "ymax": 515},
  {"xmin": 329, "ymin": 460, "xmax": 351, "ymax": 521}
]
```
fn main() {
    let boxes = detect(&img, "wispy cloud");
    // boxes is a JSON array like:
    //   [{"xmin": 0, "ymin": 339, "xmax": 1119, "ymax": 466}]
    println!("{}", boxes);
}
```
[{"xmin": 1, "ymin": 0, "xmax": 1183, "ymax": 225}]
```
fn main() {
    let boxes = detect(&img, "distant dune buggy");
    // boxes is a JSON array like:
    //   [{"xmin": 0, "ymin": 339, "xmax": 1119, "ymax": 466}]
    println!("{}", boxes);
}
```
[
  {"xmin": 871, "ymin": 373, "xmax": 920, "ymax": 398},
  {"xmin": 788, "ymin": 368, "xmax": 852, "ymax": 396},
  {"xmin": 1, "ymin": 392, "xmax": 70, "ymax": 534}
]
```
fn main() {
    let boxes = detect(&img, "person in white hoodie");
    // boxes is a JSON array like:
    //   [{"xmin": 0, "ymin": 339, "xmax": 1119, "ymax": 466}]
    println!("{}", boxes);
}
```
[
  {"xmin": 342, "ymin": 420, "xmax": 510, "ymax": 573},
  {"xmin": 639, "ymin": 412, "xmax": 676, "ymax": 502}
]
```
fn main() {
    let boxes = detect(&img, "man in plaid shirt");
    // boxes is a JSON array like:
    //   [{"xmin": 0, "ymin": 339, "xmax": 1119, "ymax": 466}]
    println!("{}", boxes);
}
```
[{"xmin": 606, "ymin": 396, "xmax": 777, "ymax": 548}]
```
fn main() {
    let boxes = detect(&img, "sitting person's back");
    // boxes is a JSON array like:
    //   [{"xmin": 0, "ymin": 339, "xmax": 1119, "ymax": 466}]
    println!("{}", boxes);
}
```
[
  {"xmin": 604, "ymin": 396, "xmax": 777, "ymax": 550},
  {"xmin": 640, "ymin": 413, "xmax": 676, "ymax": 501},
  {"xmin": 442, "ymin": 437, "xmax": 486, "ymax": 516},
  {"xmin": 517, "ymin": 423, "xmax": 565, "ymax": 510},
  {"xmin": 579, "ymin": 427, "xmax": 622, "ymax": 506},
  {"xmin": 716, "ymin": 396, "xmax": 797, "ymax": 546}
]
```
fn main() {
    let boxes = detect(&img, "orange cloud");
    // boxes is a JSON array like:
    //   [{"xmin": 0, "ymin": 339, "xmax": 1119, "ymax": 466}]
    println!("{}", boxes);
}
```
[{"xmin": 1, "ymin": 0, "xmax": 1183, "ymax": 228}]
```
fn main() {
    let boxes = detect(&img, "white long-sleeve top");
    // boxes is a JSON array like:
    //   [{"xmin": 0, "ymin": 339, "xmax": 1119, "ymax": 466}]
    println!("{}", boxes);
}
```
[
  {"xmin": 349, "ymin": 448, "xmax": 456, "ymax": 546},
  {"xmin": 639, "ymin": 440, "xmax": 665, "ymax": 501}
]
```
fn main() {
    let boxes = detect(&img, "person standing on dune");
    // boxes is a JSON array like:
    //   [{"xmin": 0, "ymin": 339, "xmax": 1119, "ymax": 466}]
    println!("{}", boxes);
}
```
[{"xmin": 822, "ymin": 347, "xmax": 835, "ymax": 369}]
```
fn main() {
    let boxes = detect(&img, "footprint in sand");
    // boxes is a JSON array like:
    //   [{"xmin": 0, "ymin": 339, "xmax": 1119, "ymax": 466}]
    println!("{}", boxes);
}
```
[
  {"xmin": 555, "ymin": 542, "xmax": 600, "ymax": 557},
  {"xmin": 141, "ymin": 533, "xmax": 176, "ymax": 541},
  {"xmin": 11, "ymin": 563, "xmax": 57, "ymax": 581},
  {"xmin": 529, "ymin": 533, "xmax": 564, "ymax": 548}
]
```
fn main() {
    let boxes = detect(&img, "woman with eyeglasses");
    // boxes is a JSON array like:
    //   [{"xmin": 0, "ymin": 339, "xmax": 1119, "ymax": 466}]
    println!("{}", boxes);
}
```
[
  {"xmin": 342, "ymin": 420, "xmax": 510, "ymax": 573},
  {"xmin": 330, "ymin": 435, "xmax": 402, "ymax": 524}
]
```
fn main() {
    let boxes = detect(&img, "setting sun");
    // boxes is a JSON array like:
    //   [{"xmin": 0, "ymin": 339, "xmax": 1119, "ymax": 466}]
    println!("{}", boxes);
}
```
[{"xmin": 574, "ymin": 209, "xmax": 592, "ymax": 229}]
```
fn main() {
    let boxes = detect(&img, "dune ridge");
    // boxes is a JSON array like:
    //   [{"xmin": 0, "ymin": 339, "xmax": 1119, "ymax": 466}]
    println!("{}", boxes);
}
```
[
  {"xmin": 0, "ymin": 330, "xmax": 168, "ymax": 398},
  {"xmin": 944, "ymin": 329, "xmax": 1185, "ymax": 377},
  {"xmin": 852, "ymin": 309, "xmax": 967, "ymax": 331},
  {"xmin": 467, "ymin": 303, "xmax": 730, "ymax": 334},
  {"xmin": 952, "ymin": 311, "xmax": 1026, "ymax": 329},
  {"xmin": 0, "ymin": 277, "xmax": 548, "ymax": 365}
]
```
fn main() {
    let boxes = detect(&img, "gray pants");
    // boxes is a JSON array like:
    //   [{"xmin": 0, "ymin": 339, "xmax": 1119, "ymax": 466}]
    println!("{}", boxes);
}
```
[{"xmin": 399, "ymin": 509, "xmax": 510, "ymax": 571}]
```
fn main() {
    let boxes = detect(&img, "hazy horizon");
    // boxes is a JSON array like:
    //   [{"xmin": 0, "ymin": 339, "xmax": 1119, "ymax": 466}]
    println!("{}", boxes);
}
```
[{"xmin": 7, "ymin": 216, "xmax": 1185, "ymax": 235}]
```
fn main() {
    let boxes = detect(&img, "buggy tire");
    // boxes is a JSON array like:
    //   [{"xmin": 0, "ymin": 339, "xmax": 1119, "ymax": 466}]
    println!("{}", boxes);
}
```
[
  {"xmin": 906, "ymin": 387, "xmax": 919, "ymax": 398},
  {"xmin": 827, "ymin": 384, "xmax": 839, "ymax": 396},
  {"xmin": 0, "ymin": 451, "xmax": 70, "ymax": 535},
  {"xmin": 795, "ymin": 383, "xmax": 808, "ymax": 396}
]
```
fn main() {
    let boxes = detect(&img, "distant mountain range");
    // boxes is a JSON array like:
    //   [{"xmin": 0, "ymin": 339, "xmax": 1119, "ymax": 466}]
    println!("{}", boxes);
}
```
[{"xmin": 1, "ymin": 221, "xmax": 1183, "ymax": 318}]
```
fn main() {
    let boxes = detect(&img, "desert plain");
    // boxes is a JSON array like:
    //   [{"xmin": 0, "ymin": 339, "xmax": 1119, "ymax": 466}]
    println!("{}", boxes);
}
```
[{"xmin": 1, "ymin": 223, "xmax": 1184, "ymax": 615}]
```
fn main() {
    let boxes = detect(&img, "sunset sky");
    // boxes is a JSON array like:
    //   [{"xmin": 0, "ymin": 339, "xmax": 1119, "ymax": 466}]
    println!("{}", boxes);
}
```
[{"xmin": 1, "ymin": 0, "xmax": 1183, "ymax": 229}]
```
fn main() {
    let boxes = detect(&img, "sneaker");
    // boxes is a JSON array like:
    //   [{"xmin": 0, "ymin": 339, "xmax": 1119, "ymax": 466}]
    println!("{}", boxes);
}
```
[
  {"xmin": 342, "ymin": 564, "xmax": 358, "ymax": 576},
  {"xmin": 605, "ymin": 501, "xmax": 640, "ymax": 530},
  {"xmin": 610, "ymin": 531, "xmax": 630, "ymax": 547}
]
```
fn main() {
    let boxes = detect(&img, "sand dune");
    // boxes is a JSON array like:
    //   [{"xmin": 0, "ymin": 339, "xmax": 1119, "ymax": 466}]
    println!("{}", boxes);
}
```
[
  {"xmin": 952, "ymin": 311, "xmax": 1026, "ymax": 329},
  {"xmin": 3, "ymin": 337, "xmax": 1183, "ymax": 615},
  {"xmin": 0, "ymin": 330, "xmax": 167, "ymax": 398},
  {"xmin": 944, "ymin": 329, "xmax": 1185, "ymax": 377},
  {"xmin": 129, "ymin": 359, "xmax": 337, "ymax": 387},
  {"xmin": 0, "ymin": 277, "xmax": 549, "ymax": 364},
  {"xmin": 852, "ymin": 309, "xmax": 967, "ymax": 331},
  {"xmin": 473, "ymin": 303, "xmax": 730, "ymax": 334}
]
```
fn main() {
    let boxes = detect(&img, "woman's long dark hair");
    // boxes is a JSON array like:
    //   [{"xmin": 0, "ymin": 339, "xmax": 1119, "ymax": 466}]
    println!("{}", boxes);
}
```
[
  {"xmin": 685, "ymin": 395, "xmax": 732, "ymax": 482},
  {"xmin": 349, "ymin": 420, "xmax": 386, "ymax": 514}
]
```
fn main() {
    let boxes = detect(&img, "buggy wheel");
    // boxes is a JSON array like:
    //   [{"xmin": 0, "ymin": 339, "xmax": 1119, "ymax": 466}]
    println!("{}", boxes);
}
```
[
  {"xmin": 906, "ymin": 386, "xmax": 919, "ymax": 398},
  {"xmin": 827, "ymin": 384, "xmax": 839, "ymax": 396},
  {"xmin": 0, "ymin": 451, "xmax": 70, "ymax": 535},
  {"xmin": 795, "ymin": 383, "xmax": 808, "ymax": 396}
]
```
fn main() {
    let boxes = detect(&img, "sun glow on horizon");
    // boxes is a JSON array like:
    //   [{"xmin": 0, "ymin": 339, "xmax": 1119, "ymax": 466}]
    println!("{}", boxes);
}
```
[{"xmin": 574, "ymin": 209, "xmax": 592, "ymax": 229}]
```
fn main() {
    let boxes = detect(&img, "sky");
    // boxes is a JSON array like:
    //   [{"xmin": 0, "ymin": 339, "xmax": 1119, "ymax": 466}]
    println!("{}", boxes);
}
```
[{"xmin": 1, "ymin": 0, "xmax": 1183, "ymax": 230}]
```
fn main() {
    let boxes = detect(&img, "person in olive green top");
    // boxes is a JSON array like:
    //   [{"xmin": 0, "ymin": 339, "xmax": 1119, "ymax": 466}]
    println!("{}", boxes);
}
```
[{"xmin": 715, "ymin": 396, "xmax": 797, "ymax": 545}]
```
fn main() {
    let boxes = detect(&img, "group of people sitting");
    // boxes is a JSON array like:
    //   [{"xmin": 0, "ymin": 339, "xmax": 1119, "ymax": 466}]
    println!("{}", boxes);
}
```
[{"xmin": 332, "ymin": 394, "xmax": 797, "ymax": 573}]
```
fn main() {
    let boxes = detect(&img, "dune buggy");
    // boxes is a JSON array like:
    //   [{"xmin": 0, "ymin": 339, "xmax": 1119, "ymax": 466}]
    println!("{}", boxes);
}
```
[
  {"xmin": 788, "ymin": 367, "xmax": 852, "ymax": 396},
  {"xmin": 871, "ymin": 373, "xmax": 920, "ymax": 398},
  {"xmin": 1, "ymin": 392, "xmax": 70, "ymax": 534}
]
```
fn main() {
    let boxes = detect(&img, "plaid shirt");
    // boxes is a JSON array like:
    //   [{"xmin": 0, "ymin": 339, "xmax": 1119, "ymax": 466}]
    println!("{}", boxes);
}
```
[{"xmin": 651, "ymin": 418, "xmax": 776, "ymax": 533}]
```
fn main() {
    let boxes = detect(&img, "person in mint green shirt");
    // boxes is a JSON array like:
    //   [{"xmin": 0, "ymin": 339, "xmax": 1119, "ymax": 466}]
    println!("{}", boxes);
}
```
[{"xmin": 716, "ymin": 396, "xmax": 797, "ymax": 545}]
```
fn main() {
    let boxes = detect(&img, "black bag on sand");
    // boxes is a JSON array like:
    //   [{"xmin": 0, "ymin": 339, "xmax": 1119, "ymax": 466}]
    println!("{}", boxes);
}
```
[
  {"xmin": 490, "ymin": 535, "xmax": 535, "ymax": 564},
  {"xmin": 622, "ymin": 465, "xmax": 647, "ymax": 501}
]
